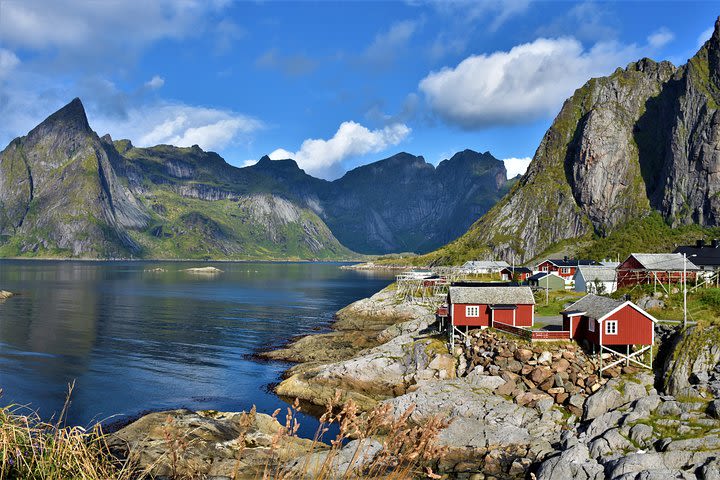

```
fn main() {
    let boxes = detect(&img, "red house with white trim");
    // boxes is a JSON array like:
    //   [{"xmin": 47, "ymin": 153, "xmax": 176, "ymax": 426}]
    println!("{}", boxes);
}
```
[
  {"xmin": 616, "ymin": 253, "xmax": 700, "ymax": 289},
  {"xmin": 448, "ymin": 286, "xmax": 535, "ymax": 329},
  {"xmin": 561, "ymin": 294, "xmax": 656, "ymax": 347},
  {"xmin": 535, "ymin": 258, "xmax": 597, "ymax": 280}
]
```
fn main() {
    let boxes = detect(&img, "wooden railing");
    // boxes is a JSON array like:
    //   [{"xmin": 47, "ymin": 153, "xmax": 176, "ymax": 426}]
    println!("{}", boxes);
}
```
[
  {"xmin": 493, "ymin": 321, "xmax": 571, "ymax": 342},
  {"xmin": 493, "ymin": 322, "xmax": 532, "ymax": 340}
]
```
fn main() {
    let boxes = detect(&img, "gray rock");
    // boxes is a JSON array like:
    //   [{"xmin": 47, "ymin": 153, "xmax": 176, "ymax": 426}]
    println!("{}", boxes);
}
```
[
  {"xmin": 708, "ymin": 400, "xmax": 720, "ymax": 419},
  {"xmin": 535, "ymin": 444, "xmax": 604, "ymax": 480},
  {"xmin": 629, "ymin": 424, "xmax": 654, "ymax": 447},
  {"xmin": 583, "ymin": 376, "xmax": 650, "ymax": 421}
]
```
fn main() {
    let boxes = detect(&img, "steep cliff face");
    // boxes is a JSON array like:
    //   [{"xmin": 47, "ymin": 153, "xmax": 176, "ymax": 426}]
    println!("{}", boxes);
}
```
[
  {"xmin": 322, "ymin": 150, "xmax": 509, "ymax": 253},
  {"xmin": 427, "ymin": 17, "xmax": 720, "ymax": 264},
  {"xmin": 0, "ymin": 99, "xmax": 509, "ymax": 259},
  {"xmin": 0, "ymin": 98, "xmax": 150, "ymax": 257}
]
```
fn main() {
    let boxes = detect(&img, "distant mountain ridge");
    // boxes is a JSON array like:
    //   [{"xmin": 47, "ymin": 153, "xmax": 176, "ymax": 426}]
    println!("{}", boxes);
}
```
[
  {"xmin": 418, "ymin": 16, "xmax": 720, "ymax": 266},
  {"xmin": 0, "ymin": 99, "xmax": 511, "ymax": 259}
]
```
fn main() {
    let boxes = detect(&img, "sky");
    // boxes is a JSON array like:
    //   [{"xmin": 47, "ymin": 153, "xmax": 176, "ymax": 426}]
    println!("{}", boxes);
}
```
[{"xmin": 0, "ymin": 1, "xmax": 717, "ymax": 180}]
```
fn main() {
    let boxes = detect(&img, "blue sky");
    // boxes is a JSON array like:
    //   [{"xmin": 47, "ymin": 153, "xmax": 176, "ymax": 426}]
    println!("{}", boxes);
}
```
[{"xmin": 0, "ymin": 1, "xmax": 717, "ymax": 180}]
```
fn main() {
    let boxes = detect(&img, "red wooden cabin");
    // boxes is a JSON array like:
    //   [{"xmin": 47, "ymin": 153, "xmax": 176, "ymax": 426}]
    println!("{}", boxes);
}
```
[
  {"xmin": 561, "ymin": 294, "xmax": 656, "ymax": 347},
  {"xmin": 448, "ymin": 286, "xmax": 535, "ymax": 328},
  {"xmin": 500, "ymin": 266, "xmax": 533, "ymax": 282},
  {"xmin": 534, "ymin": 257, "xmax": 596, "ymax": 280},
  {"xmin": 616, "ymin": 253, "xmax": 700, "ymax": 289}
]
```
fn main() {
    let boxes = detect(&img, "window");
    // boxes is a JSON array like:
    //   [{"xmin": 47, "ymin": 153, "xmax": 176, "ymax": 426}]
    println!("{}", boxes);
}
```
[
  {"xmin": 588, "ymin": 319, "xmax": 595, "ymax": 332},
  {"xmin": 466, "ymin": 306, "xmax": 480, "ymax": 317},
  {"xmin": 606, "ymin": 320, "xmax": 618, "ymax": 335},
  {"xmin": 542, "ymin": 265, "xmax": 549, "ymax": 272},
  {"xmin": 561, "ymin": 267, "xmax": 571, "ymax": 274}
]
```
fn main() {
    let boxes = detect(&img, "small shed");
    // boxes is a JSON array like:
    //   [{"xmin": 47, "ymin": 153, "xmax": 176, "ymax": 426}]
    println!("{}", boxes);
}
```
[
  {"xmin": 528, "ymin": 272, "xmax": 566, "ymax": 291},
  {"xmin": 500, "ymin": 266, "xmax": 533, "ymax": 281},
  {"xmin": 574, "ymin": 265, "xmax": 618, "ymax": 294},
  {"xmin": 617, "ymin": 253, "xmax": 700, "ymax": 289},
  {"xmin": 562, "ymin": 294, "xmax": 657, "ymax": 372},
  {"xmin": 448, "ymin": 286, "xmax": 535, "ymax": 332}
]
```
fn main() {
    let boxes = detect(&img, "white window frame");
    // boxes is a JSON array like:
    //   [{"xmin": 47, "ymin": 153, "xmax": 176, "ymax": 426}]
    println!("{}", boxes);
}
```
[
  {"xmin": 541, "ymin": 265, "xmax": 549, "ymax": 272},
  {"xmin": 605, "ymin": 320, "xmax": 618, "ymax": 335},
  {"xmin": 561, "ymin": 267, "xmax": 571, "ymax": 274},
  {"xmin": 588, "ymin": 318, "xmax": 595, "ymax": 332},
  {"xmin": 466, "ymin": 305, "xmax": 480, "ymax": 317}
]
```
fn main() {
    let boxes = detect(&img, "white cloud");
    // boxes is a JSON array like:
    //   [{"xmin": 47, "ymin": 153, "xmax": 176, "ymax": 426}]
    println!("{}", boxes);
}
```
[
  {"xmin": 104, "ymin": 104, "xmax": 263, "ymax": 151},
  {"xmin": 0, "ymin": 0, "xmax": 231, "ymax": 72},
  {"xmin": 698, "ymin": 26, "xmax": 714, "ymax": 48},
  {"xmin": 145, "ymin": 75, "xmax": 165, "ymax": 90},
  {"xmin": 0, "ymin": 49, "xmax": 20, "ymax": 77},
  {"xmin": 419, "ymin": 37, "xmax": 641, "ymax": 129},
  {"xmin": 421, "ymin": 0, "xmax": 529, "ymax": 32},
  {"xmin": 362, "ymin": 19, "xmax": 422, "ymax": 67},
  {"xmin": 647, "ymin": 28, "xmax": 674, "ymax": 49},
  {"xmin": 269, "ymin": 122, "xmax": 411, "ymax": 178},
  {"xmin": 503, "ymin": 157, "xmax": 532, "ymax": 178}
]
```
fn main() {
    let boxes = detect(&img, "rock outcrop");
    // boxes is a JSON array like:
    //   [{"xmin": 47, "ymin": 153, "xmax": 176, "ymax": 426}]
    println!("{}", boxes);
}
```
[
  {"xmin": 535, "ymin": 372, "xmax": 720, "ymax": 480},
  {"xmin": 108, "ymin": 408, "xmax": 320, "ymax": 479},
  {"xmin": 426, "ymin": 16, "xmax": 720, "ymax": 263}
]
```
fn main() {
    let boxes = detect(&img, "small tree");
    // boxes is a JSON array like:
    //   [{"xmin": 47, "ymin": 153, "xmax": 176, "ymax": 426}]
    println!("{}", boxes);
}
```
[{"xmin": 591, "ymin": 278, "xmax": 607, "ymax": 295}]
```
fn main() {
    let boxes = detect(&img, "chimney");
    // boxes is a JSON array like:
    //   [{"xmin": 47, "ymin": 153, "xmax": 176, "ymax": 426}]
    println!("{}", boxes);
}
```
[
  {"xmin": 563, "ymin": 255, "xmax": 569, "ymax": 262},
  {"xmin": 713, "ymin": 239, "xmax": 719, "ymax": 248},
  {"xmin": 697, "ymin": 239, "xmax": 706, "ymax": 248}
]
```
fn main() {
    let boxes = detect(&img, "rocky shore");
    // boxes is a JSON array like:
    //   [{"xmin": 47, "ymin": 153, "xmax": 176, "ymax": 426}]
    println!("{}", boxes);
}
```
[{"xmin": 111, "ymin": 286, "xmax": 720, "ymax": 478}]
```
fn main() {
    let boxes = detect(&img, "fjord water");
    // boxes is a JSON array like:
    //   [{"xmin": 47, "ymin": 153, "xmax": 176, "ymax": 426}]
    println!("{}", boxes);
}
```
[{"xmin": 0, "ymin": 261, "xmax": 393, "ymax": 437}]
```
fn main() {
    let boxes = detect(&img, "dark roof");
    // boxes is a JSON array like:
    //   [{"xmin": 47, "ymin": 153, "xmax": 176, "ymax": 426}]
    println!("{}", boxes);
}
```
[
  {"xmin": 449, "ymin": 286, "xmax": 535, "ymax": 305},
  {"xmin": 674, "ymin": 245, "xmax": 720, "ymax": 268},
  {"xmin": 500, "ymin": 266, "xmax": 533, "ymax": 274},
  {"xmin": 528, "ymin": 272, "xmax": 564, "ymax": 282},
  {"xmin": 562, "ymin": 294, "xmax": 624, "ymax": 320}
]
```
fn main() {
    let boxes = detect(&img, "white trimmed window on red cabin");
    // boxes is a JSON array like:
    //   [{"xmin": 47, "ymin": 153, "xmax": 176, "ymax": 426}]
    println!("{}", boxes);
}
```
[
  {"xmin": 605, "ymin": 320, "xmax": 618, "ymax": 335},
  {"xmin": 466, "ymin": 306, "xmax": 480, "ymax": 317},
  {"xmin": 542, "ymin": 265, "xmax": 548, "ymax": 272},
  {"xmin": 561, "ymin": 267, "xmax": 571, "ymax": 274}
]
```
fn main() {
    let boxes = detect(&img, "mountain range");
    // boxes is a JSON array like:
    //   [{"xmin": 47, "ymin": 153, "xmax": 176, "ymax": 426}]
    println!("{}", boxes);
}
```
[
  {"xmin": 416, "ymin": 16, "xmax": 720, "ymax": 265},
  {"xmin": 0, "ymin": 99, "xmax": 511, "ymax": 259}
]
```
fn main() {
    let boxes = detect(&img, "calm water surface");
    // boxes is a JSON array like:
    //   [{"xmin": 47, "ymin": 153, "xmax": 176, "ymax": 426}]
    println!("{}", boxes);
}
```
[{"xmin": 0, "ymin": 261, "xmax": 394, "ymax": 437}]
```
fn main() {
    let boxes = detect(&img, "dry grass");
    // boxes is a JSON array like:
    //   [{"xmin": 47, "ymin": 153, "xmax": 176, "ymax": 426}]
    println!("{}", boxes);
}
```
[
  {"xmin": 1, "ymin": 387, "xmax": 448, "ymax": 480},
  {"xmin": 0, "ymin": 383, "xmax": 145, "ymax": 480}
]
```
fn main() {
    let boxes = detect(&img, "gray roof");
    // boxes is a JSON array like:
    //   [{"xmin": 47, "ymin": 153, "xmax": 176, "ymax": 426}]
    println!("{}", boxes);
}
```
[
  {"xmin": 600, "ymin": 261, "xmax": 620, "ymax": 268},
  {"xmin": 627, "ymin": 253, "xmax": 700, "ymax": 271},
  {"xmin": 562, "ymin": 294, "xmax": 623, "ymax": 320},
  {"xmin": 449, "ymin": 286, "xmax": 535, "ymax": 305},
  {"xmin": 576, "ymin": 265, "xmax": 617, "ymax": 283}
]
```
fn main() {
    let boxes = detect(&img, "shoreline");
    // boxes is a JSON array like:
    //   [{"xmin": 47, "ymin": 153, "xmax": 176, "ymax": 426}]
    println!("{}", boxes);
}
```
[{"xmin": 0, "ymin": 257, "xmax": 367, "ymax": 264}]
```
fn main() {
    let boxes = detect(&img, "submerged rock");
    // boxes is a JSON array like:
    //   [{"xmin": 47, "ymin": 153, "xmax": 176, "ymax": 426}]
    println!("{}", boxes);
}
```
[
  {"xmin": 183, "ymin": 266, "xmax": 224, "ymax": 274},
  {"xmin": 0, "ymin": 290, "xmax": 13, "ymax": 299}
]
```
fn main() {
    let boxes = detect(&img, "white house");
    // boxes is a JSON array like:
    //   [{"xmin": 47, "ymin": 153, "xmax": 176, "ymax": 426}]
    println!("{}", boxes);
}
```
[
  {"xmin": 459, "ymin": 260, "xmax": 510, "ymax": 275},
  {"xmin": 574, "ymin": 265, "xmax": 618, "ymax": 294}
]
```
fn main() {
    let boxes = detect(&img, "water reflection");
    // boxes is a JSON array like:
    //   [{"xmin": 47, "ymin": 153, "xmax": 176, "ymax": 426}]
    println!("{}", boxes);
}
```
[{"xmin": 0, "ymin": 260, "xmax": 393, "ymax": 436}]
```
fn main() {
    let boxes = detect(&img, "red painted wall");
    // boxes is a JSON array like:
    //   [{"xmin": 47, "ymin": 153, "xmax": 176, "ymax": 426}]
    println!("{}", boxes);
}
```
[
  {"xmin": 536, "ymin": 261, "xmax": 575, "ymax": 279},
  {"xmin": 493, "ymin": 309, "xmax": 515, "ymax": 326},
  {"xmin": 571, "ymin": 304, "xmax": 653, "ymax": 345},
  {"xmin": 452, "ymin": 303, "xmax": 534, "ymax": 327},
  {"xmin": 617, "ymin": 255, "xmax": 697, "ymax": 288},
  {"xmin": 599, "ymin": 304, "xmax": 654, "ymax": 345},
  {"xmin": 452, "ymin": 303, "xmax": 491, "ymax": 327}
]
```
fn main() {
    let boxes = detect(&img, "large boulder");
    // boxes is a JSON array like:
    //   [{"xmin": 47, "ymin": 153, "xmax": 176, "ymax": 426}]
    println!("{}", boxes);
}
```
[
  {"xmin": 583, "ymin": 373, "xmax": 653, "ymax": 421},
  {"xmin": 534, "ymin": 443, "xmax": 604, "ymax": 480},
  {"xmin": 108, "ymin": 409, "xmax": 319, "ymax": 479}
]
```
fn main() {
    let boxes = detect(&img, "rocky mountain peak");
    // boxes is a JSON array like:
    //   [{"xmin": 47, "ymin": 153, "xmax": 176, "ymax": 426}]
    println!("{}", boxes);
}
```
[{"xmin": 28, "ymin": 98, "xmax": 91, "ymax": 140}]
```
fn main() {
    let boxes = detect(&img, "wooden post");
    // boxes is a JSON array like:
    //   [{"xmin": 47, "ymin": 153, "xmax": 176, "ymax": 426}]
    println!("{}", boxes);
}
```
[{"xmin": 626, "ymin": 344, "xmax": 630, "ymax": 366}]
